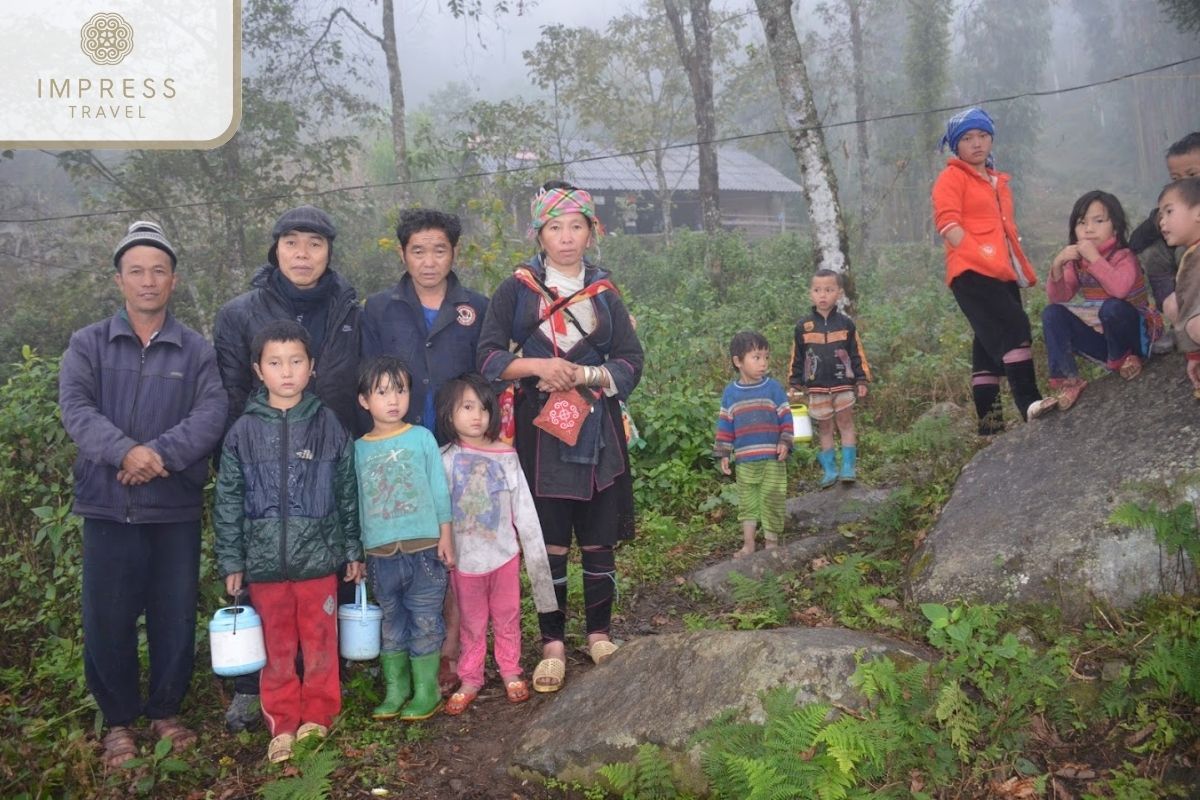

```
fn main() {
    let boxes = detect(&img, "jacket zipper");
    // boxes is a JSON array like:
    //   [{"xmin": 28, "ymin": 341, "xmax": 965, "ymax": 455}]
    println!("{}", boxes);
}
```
[
  {"xmin": 125, "ymin": 344, "xmax": 148, "ymax": 523},
  {"xmin": 279, "ymin": 407, "xmax": 290, "ymax": 580}
]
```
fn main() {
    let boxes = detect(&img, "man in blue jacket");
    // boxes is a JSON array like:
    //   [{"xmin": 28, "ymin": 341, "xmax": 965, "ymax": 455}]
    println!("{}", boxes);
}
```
[
  {"xmin": 361, "ymin": 208, "xmax": 489, "ymax": 698},
  {"xmin": 59, "ymin": 221, "xmax": 227, "ymax": 769}
]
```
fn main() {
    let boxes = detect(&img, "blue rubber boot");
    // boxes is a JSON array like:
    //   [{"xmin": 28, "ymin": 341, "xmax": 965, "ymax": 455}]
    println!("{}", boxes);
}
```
[
  {"xmin": 817, "ymin": 449, "xmax": 838, "ymax": 489},
  {"xmin": 840, "ymin": 446, "xmax": 857, "ymax": 484}
]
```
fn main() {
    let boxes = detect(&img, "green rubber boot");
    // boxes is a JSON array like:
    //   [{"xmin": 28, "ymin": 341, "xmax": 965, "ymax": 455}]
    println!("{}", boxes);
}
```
[
  {"xmin": 399, "ymin": 652, "xmax": 444, "ymax": 721},
  {"xmin": 816, "ymin": 448, "xmax": 838, "ymax": 489},
  {"xmin": 372, "ymin": 652, "xmax": 412, "ymax": 720},
  {"xmin": 840, "ymin": 446, "xmax": 857, "ymax": 484}
]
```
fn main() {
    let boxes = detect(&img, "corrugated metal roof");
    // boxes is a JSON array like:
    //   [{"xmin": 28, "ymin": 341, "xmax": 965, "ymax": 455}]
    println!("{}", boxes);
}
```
[{"xmin": 564, "ymin": 146, "xmax": 802, "ymax": 194}]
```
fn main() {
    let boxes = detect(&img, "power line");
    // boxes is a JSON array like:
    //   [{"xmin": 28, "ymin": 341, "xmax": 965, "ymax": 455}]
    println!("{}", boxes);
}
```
[{"xmin": 3, "ymin": 55, "xmax": 1197, "ymax": 225}]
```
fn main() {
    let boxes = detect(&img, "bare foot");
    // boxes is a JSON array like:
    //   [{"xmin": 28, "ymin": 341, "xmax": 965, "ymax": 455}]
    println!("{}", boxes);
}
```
[
  {"xmin": 764, "ymin": 539, "xmax": 780, "ymax": 550},
  {"xmin": 542, "ymin": 640, "xmax": 566, "ymax": 661},
  {"xmin": 733, "ymin": 546, "xmax": 755, "ymax": 559}
]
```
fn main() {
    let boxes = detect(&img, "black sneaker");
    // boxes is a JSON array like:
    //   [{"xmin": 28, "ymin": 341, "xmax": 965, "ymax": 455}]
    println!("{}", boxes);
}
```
[{"xmin": 224, "ymin": 691, "xmax": 262, "ymax": 733}]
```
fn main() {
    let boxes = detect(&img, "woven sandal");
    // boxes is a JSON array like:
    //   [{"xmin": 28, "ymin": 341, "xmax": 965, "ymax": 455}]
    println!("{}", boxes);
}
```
[
  {"xmin": 1118, "ymin": 355, "xmax": 1143, "ymax": 381},
  {"xmin": 296, "ymin": 722, "xmax": 328, "ymax": 740},
  {"xmin": 505, "ymin": 679, "xmax": 530, "ymax": 704},
  {"xmin": 101, "ymin": 726, "xmax": 138, "ymax": 770},
  {"xmin": 586, "ymin": 640, "xmax": 619, "ymax": 665},
  {"xmin": 148, "ymin": 717, "xmax": 196, "ymax": 753},
  {"xmin": 267, "ymin": 733, "xmax": 295, "ymax": 763},
  {"xmin": 532, "ymin": 658, "xmax": 565, "ymax": 693}
]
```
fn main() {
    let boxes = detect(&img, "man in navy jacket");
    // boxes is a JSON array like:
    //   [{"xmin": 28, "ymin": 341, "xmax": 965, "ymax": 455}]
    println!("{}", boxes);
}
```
[
  {"xmin": 360, "ymin": 208, "xmax": 489, "ymax": 698},
  {"xmin": 59, "ymin": 221, "xmax": 226, "ymax": 768}
]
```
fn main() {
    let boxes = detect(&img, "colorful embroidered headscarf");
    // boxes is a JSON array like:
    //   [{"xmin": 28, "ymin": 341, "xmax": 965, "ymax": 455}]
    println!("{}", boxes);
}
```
[
  {"xmin": 939, "ymin": 107, "xmax": 996, "ymax": 168},
  {"xmin": 528, "ymin": 186, "xmax": 600, "ymax": 239}
]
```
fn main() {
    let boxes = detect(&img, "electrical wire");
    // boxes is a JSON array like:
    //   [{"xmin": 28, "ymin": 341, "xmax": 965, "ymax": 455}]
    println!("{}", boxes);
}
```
[{"xmin": 1, "ymin": 55, "xmax": 1196, "ymax": 225}]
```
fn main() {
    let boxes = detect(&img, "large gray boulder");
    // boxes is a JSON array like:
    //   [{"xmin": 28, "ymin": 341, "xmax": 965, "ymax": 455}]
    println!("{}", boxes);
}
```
[
  {"xmin": 910, "ymin": 354, "xmax": 1197, "ymax": 617},
  {"xmin": 691, "ymin": 533, "xmax": 853, "ymax": 601},
  {"xmin": 787, "ymin": 485, "xmax": 893, "ymax": 531},
  {"xmin": 511, "ymin": 628, "xmax": 931, "ymax": 790}
]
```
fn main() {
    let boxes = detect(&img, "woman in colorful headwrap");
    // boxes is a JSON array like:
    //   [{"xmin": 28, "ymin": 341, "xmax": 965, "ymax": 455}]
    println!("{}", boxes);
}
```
[
  {"xmin": 476, "ymin": 181, "xmax": 643, "ymax": 692},
  {"xmin": 931, "ymin": 107, "xmax": 1056, "ymax": 433}
]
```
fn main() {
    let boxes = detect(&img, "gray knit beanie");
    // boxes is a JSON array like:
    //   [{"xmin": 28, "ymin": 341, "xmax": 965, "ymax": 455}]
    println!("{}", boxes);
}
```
[{"xmin": 113, "ymin": 220, "xmax": 177, "ymax": 269}]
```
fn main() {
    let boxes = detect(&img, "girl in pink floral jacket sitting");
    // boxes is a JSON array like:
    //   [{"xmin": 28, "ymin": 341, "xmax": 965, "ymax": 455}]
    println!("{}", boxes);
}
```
[{"xmin": 1040, "ymin": 190, "xmax": 1162, "ymax": 412}]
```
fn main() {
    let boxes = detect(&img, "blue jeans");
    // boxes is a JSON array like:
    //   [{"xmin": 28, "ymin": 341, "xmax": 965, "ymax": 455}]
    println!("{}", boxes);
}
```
[
  {"xmin": 82, "ymin": 518, "xmax": 201, "ymax": 727},
  {"xmin": 368, "ymin": 548, "xmax": 447, "ymax": 657},
  {"xmin": 1042, "ymin": 300, "xmax": 1144, "ymax": 379}
]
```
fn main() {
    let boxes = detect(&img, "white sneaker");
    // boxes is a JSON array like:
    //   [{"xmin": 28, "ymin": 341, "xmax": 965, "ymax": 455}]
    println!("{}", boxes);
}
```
[{"xmin": 1026, "ymin": 397, "xmax": 1059, "ymax": 420}]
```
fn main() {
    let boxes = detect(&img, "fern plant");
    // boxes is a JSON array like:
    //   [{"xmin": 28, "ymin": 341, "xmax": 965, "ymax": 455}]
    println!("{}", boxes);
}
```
[
  {"xmin": 597, "ymin": 744, "xmax": 690, "ymax": 800},
  {"xmin": 259, "ymin": 746, "xmax": 338, "ymax": 800}
]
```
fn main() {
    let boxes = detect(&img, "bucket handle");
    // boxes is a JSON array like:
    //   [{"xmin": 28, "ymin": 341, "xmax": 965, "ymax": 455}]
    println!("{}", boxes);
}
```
[
  {"xmin": 356, "ymin": 582, "xmax": 367, "ymax": 620},
  {"xmin": 232, "ymin": 588, "xmax": 243, "ymax": 634}
]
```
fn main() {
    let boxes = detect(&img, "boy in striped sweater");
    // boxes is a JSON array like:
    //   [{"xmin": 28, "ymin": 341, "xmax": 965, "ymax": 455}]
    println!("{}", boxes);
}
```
[{"xmin": 714, "ymin": 331, "xmax": 792, "ymax": 558}]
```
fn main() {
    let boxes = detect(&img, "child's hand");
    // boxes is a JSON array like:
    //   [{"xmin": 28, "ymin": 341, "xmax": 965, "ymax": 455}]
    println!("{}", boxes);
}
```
[
  {"xmin": 225, "ymin": 572, "xmax": 244, "ymax": 598},
  {"xmin": 344, "ymin": 561, "xmax": 365, "ymax": 583},
  {"xmin": 857, "ymin": 383, "xmax": 868, "ymax": 399},
  {"xmin": 776, "ymin": 443, "xmax": 789, "ymax": 461},
  {"xmin": 787, "ymin": 386, "xmax": 805, "ymax": 403},
  {"xmin": 1076, "ymin": 239, "xmax": 1101, "ymax": 263},
  {"xmin": 438, "ymin": 539, "xmax": 456, "ymax": 570},
  {"xmin": 719, "ymin": 456, "xmax": 731, "ymax": 475}
]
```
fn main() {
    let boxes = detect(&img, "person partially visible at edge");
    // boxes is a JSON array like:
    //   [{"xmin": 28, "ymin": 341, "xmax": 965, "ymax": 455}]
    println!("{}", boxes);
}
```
[
  {"xmin": 211, "ymin": 204, "xmax": 362, "ymax": 733},
  {"xmin": 360, "ymin": 208, "xmax": 488, "ymax": 699},
  {"xmin": 1128, "ymin": 131, "xmax": 1200, "ymax": 353},
  {"xmin": 1039, "ymin": 190, "xmax": 1161, "ymax": 414},
  {"xmin": 214, "ymin": 320, "xmax": 364, "ymax": 765},
  {"xmin": 931, "ymin": 106, "xmax": 1057, "ymax": 434},
  {"xmin": 1158, "ymin": 178, "xmax": 1200, "ymax": 392},
  {"xmin": 213, "ymin": 205, "xmax": 362, "ymax": 436},
  {"xmin": 58, "ymin": 221, "xmax": 227, "ymax": 770},
  {"xmin": 476, "ymin": 182, "xmax": 644, "ymax": 695}
]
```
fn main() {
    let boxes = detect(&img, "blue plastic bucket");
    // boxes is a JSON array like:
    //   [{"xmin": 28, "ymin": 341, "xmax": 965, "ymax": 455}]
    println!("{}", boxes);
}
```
[
  {"xmin": 338, "ymin": 582, "xmax": 382, "ymax": 661},
  {"xmin": 209, "ymin": 605, "xmax": 267, "ymax": 676}
]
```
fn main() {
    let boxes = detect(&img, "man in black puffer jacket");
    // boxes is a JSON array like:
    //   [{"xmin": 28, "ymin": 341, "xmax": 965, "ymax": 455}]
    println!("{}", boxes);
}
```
[{"xmin": 213, "ymin": 205, "xmax": 361, "ymax": 436}]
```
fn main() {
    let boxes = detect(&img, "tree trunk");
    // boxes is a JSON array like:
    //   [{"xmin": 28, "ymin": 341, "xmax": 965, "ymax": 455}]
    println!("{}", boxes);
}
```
[
  {"xmin": 663, "ymin": 0, "xmax": 720, "ymax": 237},
  {"xmin": 653, "ymin": 152, "xmax": 673, "ymax": 240},
  {"xmin": 753, "ymin": 0, "xmax": 851, "ymax": 293},
  {"xmin": 847, "ymin": 0, "xmax": 869, "ymax": 248},
  {"xmin": 381, "ymin": 0, "xmax": 409, "ymax": 199}
]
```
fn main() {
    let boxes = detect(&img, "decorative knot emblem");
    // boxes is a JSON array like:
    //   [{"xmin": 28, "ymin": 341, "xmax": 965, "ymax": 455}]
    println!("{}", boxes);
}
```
[
  {"xmin": 547, "ymin": 398, "xmax": 581, "ymax": 430},
  {"xmin": 81, "ymin": 13, "xmax": 134, "ymax": 66}
]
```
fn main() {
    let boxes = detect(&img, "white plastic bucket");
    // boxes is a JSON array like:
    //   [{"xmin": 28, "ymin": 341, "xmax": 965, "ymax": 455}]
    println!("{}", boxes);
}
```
[
  {"xmin": 209, "ymin": 605, "xmax": 267, "ymax": 677},
  {"xmin": 338, "ymin": 582, "xmax": 382, "ymax": 661},
  {"xmin": 791, "ymin": 403, "xmax": 813, "ymax": 442}
]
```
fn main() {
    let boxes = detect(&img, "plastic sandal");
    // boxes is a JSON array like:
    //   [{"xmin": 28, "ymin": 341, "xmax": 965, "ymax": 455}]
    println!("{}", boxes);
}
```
[
  {"xmin": 1118, "ymin": 355, "xmax": 1142, "ymax": 381},
  {"xmin": 296, "ymin": 722, "xmax": 328, "ymax": 740},
  {"xmin": 505, "ymin": 679, "xmax": 530, "ymax": 704},
  {"xmin": 101, "ymin": 726, "xmax": 138, "ymax": 770},
  {"xmin": 267, "ymin": 733, "xmax": 295, "ymax": 763},
  {"xmin": 445, "ymin": 689, "xmax": 479, "ymax": 716},
  {"xmin": 148, "ymin": 717, "xmax": 196, "ymax": 753},
  {"xmin": 587, "ymin": 640, "xmax": 619, "ymax": 665},
  {"xmin": 532, "ymin": 658, "xmax": 565, "ymax": 693}
]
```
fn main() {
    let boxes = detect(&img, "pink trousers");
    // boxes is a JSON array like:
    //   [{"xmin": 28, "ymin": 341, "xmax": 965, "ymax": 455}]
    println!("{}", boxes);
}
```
[
  {"xmin": 250, "ymin": 574, "xmax": 340, "ymax": 736},
  {"xmin": 452, "ymin": 556, "xmax": 523, "ymax": 688}
]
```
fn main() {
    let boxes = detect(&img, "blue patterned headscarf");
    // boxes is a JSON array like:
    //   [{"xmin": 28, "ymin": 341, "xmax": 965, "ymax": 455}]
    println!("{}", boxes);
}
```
[{"xmin": 940, "ymin": 107, "xmax": 996, "ymax": 168}]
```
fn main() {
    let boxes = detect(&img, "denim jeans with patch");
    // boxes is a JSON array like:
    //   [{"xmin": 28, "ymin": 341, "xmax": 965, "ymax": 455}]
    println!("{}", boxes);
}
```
[{"xmin": 368, "ymin": 547, "xmax": 448, "ymax": 657}]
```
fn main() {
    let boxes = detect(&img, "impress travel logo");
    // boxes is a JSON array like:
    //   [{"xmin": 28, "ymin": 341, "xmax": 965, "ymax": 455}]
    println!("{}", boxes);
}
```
[{"xmin": 2, "ymin": 1, "xmax": 241, "ymax": 149}]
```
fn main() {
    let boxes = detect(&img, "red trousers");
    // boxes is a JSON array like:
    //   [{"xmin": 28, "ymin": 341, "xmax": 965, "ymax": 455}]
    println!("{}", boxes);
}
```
[{"xmin": 250, "ymin": 575, "xmax": 340, "ymax": 736}]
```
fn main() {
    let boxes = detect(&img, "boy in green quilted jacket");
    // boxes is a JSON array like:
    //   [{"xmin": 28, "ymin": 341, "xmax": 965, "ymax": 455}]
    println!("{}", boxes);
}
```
[{"xmin": 214, "ymin": 320, "xmax": 363, "ymax": 764}]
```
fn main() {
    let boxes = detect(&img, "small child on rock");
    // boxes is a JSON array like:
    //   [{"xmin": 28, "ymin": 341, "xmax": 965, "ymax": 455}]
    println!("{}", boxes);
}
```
[
  {"xmin": 714, "ymin": 331, "xmax": 792, "ymax": 558},
  {"xmin": 1158, "ymin": 177, "xmax": 1200, "ymax": 392},
  {"xmin": 789, "ymin": 269, "xmax": 870, "ymax": 488}
]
